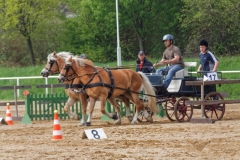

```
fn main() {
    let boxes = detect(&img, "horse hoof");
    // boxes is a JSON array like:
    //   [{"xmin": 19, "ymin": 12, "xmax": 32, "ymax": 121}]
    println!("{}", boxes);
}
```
[
  {"xmin": 131, "ymin": 120, "xmax": 136, "ymax": 124},
  {"xmin": 114, "ymin": 121, "xmax": 121, "ymax": 125},
  {"xmin": 127, "ymin": 116, "xmax": 133, "ymax": 122},
  {"xmin": 137, "ymin": 118, "xmax": 143, "ymax": 122},
  {"xmin": 85, "ymin": 122, "xmax": 91, "ymax": 126},
  {"xmin": 112, "ymin": 113, "xmax": 118, "ymax": 120},
  {"xmin": 146, "ymin": 117, "xmax": 153, "ymax": 123},
  {"xmin": 78, "ymin": 123, "xmax": 85, "ymax": 126}
]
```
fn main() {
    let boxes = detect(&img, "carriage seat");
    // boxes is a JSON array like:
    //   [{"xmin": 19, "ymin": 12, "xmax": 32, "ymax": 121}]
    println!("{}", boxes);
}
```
[
  {"xmin": 168, "ymin": 62, "xmax": 197, "ymax": 92},
  {"xmin": 174, "ymin": 62, "xmax": 197, "ymax": 78}
]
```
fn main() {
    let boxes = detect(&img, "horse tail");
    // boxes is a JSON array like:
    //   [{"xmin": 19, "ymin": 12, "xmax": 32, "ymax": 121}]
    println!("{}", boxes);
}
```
[{"xmin": 138, "ymin": 72, "xmax": 159, "ymax": 114}]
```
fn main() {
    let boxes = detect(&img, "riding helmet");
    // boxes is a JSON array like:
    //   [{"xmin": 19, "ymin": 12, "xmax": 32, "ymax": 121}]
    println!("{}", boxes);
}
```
[{"xmin": 162, "ymin": 34, "xmax": 173, "ymax": 42}]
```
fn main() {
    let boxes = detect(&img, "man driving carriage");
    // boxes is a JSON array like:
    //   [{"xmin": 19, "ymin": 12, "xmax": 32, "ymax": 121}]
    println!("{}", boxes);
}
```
[{"xmin": 153, "ymin": 34, "xmax": 185, "ymax": 91}]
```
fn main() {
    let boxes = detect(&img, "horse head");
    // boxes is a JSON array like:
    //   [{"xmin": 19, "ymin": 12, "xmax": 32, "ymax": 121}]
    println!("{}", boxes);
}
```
[
  {"xmin": 58, "ymin": 56, "xmax": 94, "ymax": 83},
  {"xmin": 41, "ymin": 51, "xmax": 72, "ymax": 77},
  {"xmin": 58, "ymin": 56, "xmax": 75, "ymax": 83}
]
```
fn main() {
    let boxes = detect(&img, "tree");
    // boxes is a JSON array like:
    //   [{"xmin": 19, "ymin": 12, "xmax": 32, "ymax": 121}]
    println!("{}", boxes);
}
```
[
  {"xmin": 119, "ymin": 0, "xmax": 184, "ymax": 58},
  {"xmin": 0, "ymin": 0, "xmax": 60, "ymax": 66},
  {"xmin": 63, "ymin": 0, "xmax": 184, "ymax": 62},
  {"xmin": 62, "ymin": 0, "xmax": 117, "ymax": 62},
  {"xmin": 180, "ymin": 0, "xmax": 240, "ymax": 54}
]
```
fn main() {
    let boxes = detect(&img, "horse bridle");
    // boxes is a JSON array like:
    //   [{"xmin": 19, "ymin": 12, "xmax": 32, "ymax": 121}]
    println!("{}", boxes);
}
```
[
  {"xmin": 60, "ymin": 64, "xmax": 78, "ymax": 81},
  {"xmin": 45, "ymin": 59, "xmax": 60, "ymax": 75}
]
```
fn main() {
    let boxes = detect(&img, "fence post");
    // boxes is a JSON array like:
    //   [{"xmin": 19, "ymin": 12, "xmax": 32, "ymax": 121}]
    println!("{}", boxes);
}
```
[
  {"xmin": 156, "ymin": 103, "xmax": 166, "ymax": 117},
  {"xmin": 21, "ymin": 95, "xmax": 32, "ymax": 124},
  {"xmin": 14, "ymin": 85, "xmax": 19, "ymax": 117},
  {"xmin": 51, "ymin": 84, "xmax": 54, "ymax": 94}
]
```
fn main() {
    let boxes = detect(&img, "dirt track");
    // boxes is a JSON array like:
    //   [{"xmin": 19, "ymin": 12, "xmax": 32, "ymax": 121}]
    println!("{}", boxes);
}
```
[{"xmin": 1, "ymin": 103, "xmax": 240, "ymax": 159}]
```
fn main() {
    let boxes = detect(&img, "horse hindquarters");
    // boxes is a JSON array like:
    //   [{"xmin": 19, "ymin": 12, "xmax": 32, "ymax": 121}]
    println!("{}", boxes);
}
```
[{"xmin": 137, "ymin": 72, "xmax": 158, "ymax": 114}]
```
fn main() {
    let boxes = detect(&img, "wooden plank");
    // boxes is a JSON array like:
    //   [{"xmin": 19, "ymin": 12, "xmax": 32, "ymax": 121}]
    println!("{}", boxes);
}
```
[
  {"xmin": 185, "ymin": 79, "xmax": 240, "ymax": 86},
  {"xmin": 0, "ymin": 85, "xmax": 31, "ymax": 90},
  {"xmin": 186, "ymin": 99, "xmax": 240, "ymax": 105},
  {"xmin": 0, "ymin": 101, "xmax": 25, "ymax": 106},
  {"xmin": 36, "ymin": 84, "xmax": 65, "ymax": 88}
]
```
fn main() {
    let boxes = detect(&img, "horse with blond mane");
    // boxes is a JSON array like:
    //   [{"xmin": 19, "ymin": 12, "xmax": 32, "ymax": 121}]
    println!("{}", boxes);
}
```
[
  {"xmin": 58, "ymin": 56, "xmax": 158, "ymax": 124},
  {"xmin": 41, "ymin": 51, "xmax": 135, "ymax": 125}
]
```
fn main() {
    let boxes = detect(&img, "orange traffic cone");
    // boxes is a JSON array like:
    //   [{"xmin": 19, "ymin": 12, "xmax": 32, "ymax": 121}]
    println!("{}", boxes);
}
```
[
  {"xmin": 51, "ymin": 110, "xmax": 62, "ymax": 140},
  {"xmin": 6, "ymin": 103, "xmax": 13, "ymax": 126}
]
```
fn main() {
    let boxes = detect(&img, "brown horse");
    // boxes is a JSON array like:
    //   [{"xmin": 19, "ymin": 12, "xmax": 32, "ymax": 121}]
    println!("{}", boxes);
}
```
[
  {"xmin": 58, "ymin": 56, "xmax": 158, "ymax": 124},
  {"xmin": 40, "ymin": 51, "xmax": 134, "ymax": 125}
]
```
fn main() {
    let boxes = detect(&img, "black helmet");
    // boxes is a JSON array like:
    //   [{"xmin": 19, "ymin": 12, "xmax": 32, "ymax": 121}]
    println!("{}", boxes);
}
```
[
  {"xmin": 162, "ymin": 34, "xmax": 173, "ymax": 42},
  {"xmin": 199, "ymin": 40, "xmax": 208, "ymax": 47}
]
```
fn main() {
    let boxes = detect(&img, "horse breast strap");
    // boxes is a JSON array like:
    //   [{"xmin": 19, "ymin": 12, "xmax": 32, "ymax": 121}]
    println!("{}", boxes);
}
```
[{"xmin": 81, "ymin": 67, "xmax": 115, "ymax": 98}]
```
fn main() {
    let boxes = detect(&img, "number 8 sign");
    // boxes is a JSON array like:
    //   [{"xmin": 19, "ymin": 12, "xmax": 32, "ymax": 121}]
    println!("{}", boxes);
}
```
[
  {"xmin": 207, "ymin": 72, "xmax": 218, "ymax": 81},
  {"xmin": 83, "ymin": 128, "xmax": 107, "ymax": 140}
]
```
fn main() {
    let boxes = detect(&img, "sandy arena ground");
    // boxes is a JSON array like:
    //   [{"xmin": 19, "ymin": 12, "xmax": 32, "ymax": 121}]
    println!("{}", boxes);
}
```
[{"xmin": 1, "ymin": 102, "xmax": 240, "ymax": 160}]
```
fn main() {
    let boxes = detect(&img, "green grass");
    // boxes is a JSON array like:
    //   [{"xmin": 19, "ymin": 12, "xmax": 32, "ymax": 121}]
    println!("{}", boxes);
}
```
[{"xmin": 0, "ymin": 56, "xmax": 240, "ymax": 100}]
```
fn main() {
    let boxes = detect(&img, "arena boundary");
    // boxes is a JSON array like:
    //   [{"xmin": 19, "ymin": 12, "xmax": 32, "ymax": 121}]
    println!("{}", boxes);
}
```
[{"xmin": 21, "ymin": 93, "xmax": 82, "ymax": 124}]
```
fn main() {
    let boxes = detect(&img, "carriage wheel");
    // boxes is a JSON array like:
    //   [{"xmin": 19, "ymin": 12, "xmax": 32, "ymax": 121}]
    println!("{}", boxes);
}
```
[
  {"xmin": 204, "ymin": 92, "xmax": 225, "ymax": 120},
  {"xmin": 164, "ymin": 98, "xmax": 176, "ymax": 121},
  {"xmin": 174, "ymin": 97, "xmax": 193, "ymax": 122}
]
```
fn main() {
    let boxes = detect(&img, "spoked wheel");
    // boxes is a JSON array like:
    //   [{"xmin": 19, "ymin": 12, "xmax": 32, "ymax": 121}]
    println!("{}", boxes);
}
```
[
  {"xmin": 164, "ymin": 97, "xmax": 177, "ymax": 121},
  {"xmin": 174, "ymin": 97, "xmax": 193, "ymax": 122},
  {"xmin": 204, "ymin": 92, "xmax": 225, "ymax": 120}
]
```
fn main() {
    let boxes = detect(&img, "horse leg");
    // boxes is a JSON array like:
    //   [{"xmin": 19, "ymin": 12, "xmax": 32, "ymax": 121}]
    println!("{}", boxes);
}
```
[
  {"xmin": 140, "ymin": 101, "xmax": 153, "ymax": 123},
  {"xmin": 78, "ymin": 93, "xmax": 89, "ymax": 126},
  {"xmin": 64, "ymin": 97, "xmax": 79, "ymax": 120},
  {"xmin": 130, "ymin": 93, "xmax": 143, "ymax": 124},
  {"xmin": 117, "ymin": 95, "xmax": 133, "ymax": 122},
  {"xmin": 85, "ymin": 97, "xmax": 97, "ymax": 126},
  {"xmin": 99, "ymin": 97, "xmax": 119, "ymax": 123},
  {"xmin": 107, "ymin": 98, "xmax": 121, "ymax": 125},
  {"xmin": 122, "ymin": 92, "xmax": 145, "ymax": 123}
]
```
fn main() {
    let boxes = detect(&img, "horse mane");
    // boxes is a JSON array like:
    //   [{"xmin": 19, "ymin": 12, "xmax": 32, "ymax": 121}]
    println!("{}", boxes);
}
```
[
  {"xmin": 47, "ymin": 51, "xmax": 74, "ymax": 61},
  {"xmin": 72, "ymin": 56, "xmax": 94, "ymax": 67}
]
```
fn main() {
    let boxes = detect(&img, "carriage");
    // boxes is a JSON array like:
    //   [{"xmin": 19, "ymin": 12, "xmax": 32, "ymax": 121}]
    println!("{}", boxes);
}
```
[
  {"xmin": 145, "ymin": 62, "xmax": 225, "ymax": 123},
  {"xmin": 42, "ymin": 52, "xmax": 230, "ymax": 126}
]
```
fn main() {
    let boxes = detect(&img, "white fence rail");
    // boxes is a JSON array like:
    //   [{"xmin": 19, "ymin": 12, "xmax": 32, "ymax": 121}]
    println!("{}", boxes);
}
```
[
  {"xmin": 0, "ymin": 76, "xmax": 58, "ymax": 97},
  {"xmin": 0, "ymin": 71, "xmax": 240, "ymax": 97}
]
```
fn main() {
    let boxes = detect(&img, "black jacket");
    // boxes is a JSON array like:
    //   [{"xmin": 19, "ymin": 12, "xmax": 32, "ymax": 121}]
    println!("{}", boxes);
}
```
[{"xmin": 136, "ymin": 58, "xmax": 155, "ymax": 73}]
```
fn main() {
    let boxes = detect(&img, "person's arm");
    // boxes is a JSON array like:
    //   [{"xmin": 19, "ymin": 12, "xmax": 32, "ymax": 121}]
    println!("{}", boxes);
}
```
[
  {"xmin": 164, "ymin": 55, "xmax": 180, "ymax": 65},
  {"xmin": 147, "ymin": 61, "xmax": 156, "ymax": 73},
  {"xmin": 197, "ymin": 64, "xmax": 202, "ymax": 72},
  {"xmin": 153, "ymin": 59, "xmax": 165, "ymax": 67},
  {"xmin": 212, "ymin": 61, "xmax": 219, "ymax": 72}
]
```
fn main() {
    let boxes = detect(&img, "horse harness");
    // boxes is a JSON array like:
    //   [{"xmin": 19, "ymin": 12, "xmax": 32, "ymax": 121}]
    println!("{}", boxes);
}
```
[
  {"xmin": 62, "ymin": 65, "xmax": 158, "ymax": 98},
  {"xmin": 64, "ymin": 67, "xmax": 115, "ymax": 98}
]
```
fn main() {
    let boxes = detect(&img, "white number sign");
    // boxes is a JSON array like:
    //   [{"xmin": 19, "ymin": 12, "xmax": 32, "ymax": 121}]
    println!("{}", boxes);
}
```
[
  {"xmin": 207, "ymin": 72, "xmax": 218, "ymax": 81},
  {"xmin": 82, "ymin": 128, "xmax": 107, "ymax": 140}
]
